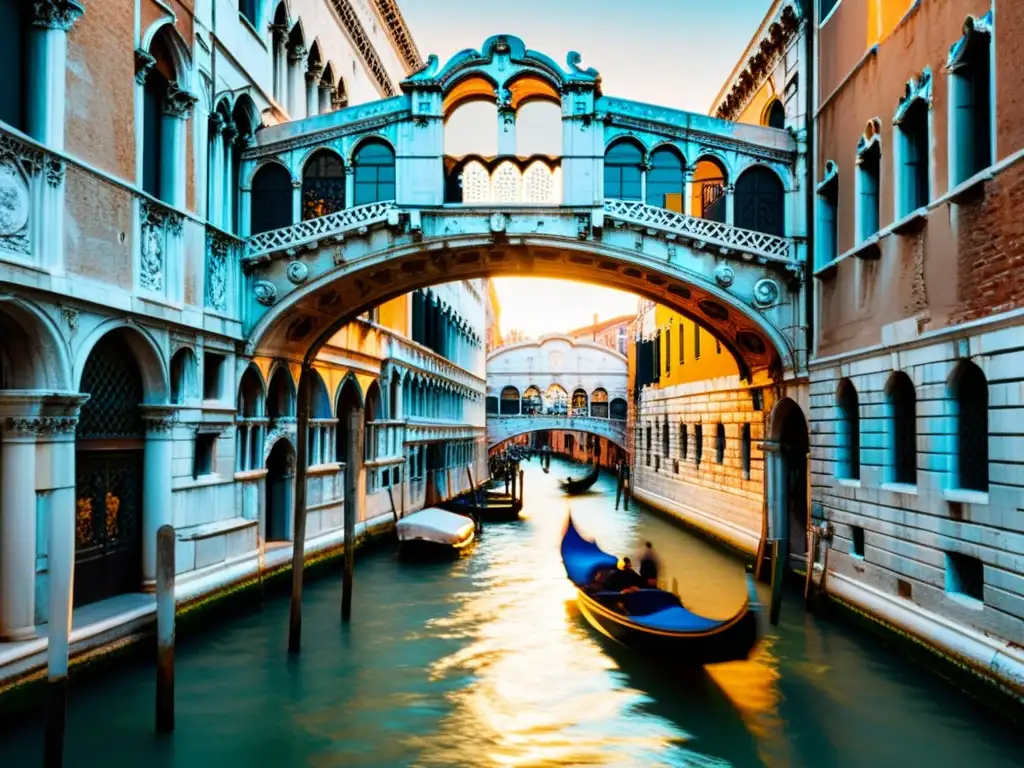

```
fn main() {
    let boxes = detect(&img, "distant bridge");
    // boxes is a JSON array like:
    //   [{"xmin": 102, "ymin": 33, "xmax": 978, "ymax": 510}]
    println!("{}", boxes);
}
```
[{"xmin": 487, "ymin": 414, "xmax": 627, "ymax": 451}]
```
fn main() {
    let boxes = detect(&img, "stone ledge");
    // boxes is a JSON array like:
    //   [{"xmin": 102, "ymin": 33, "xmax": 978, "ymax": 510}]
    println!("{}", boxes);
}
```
[{"xmin": 177, "ymin": 517, "xmax": 257, "ymax": 542}]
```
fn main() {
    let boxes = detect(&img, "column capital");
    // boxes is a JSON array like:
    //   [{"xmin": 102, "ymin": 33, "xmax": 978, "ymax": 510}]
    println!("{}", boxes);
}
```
[
  {"xmin": 140, "ymin": 405, "xmax": 178, "ymax": 434},
  {"xmin": 31, "ymin": 0, "xmax": 85, "ymax": 31},
  {"xmin": 134, "ymin": 48, "xmax": 157, "ymax": 85},
  {"xmin": 306, "ymin": 64, "xmax": 324, "ymax": 83},
  {"xmin": 288, "ymin": 44, "xmax": 307, "ymax": 62},
  {"xmin": 208, "ymin": 111, "xmax": 227, "ymax": 134},
  {"xmin": 163, "ymin": 85, "xmax": 198, "ymax": 120}
]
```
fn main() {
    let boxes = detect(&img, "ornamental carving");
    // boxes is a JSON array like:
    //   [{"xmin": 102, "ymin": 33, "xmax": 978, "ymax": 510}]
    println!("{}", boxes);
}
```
[
  {"xmin": 44, "ymin": 157, "xmax": 66, "ymax": 187},
  {"xmin": 713, "ymin": 263, "xmax": 735, "ymax": 288},
  {"xmin": 286, "ymin": 260, "xmax": 309, "ymax": 284},
  {"xmin": 893, "ymin": 69, "xmax": 933, "ymax": 125},
  {"xmin": 31, "ymin": 0, "xmax": 85, "ymax": 30},
  {"xmin": 3, "ymin": 416, "xmax": 78, "ymax": 436},
  {"xmin": 254, "ymin": 280, "xmax": 278, "ymax": 306},
  {"xmin": 206, "ymin": 229, "xmax": 233, "ymax": 311},
  {"xmin": 139, "ymin": 200, "xmax": 165, "ymax": 293},
  {"xmin": 134, "ymin": 48, "xmax": 156, "ymax": 85},
  {"xmin": 0, "ymin": 160, "xmax": 31, "ymax": 255},
  {"xmin": 948, "ymin": 11, "xmax": 993, "ymax": 72},
  {"xmin": 753, "ymin": 278, "xmax": 780, "ymax": 308},
  {"xmin": 163, "ymin": 85, "xmax": 198, "ymax": 120}
]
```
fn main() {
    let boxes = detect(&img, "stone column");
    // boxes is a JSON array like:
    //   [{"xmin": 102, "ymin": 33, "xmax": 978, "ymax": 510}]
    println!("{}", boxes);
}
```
[
  {"xmin": 725, "ymin": 184, "xmax": 736, "ymax": 226},
  {"xmin": 207, "ymin": 113, "xmax": 226, "ymax": 228},
  {"xmin": 497, "ymin": 105, "xmax": 516, "ymax": 156},
  {"xmin": 270, "ymin": 25, "xmax": 288, "ymax": 106},
  {"xmin": 288, "ymin": 45, "xmax": 307, "ymax": 120},
  {"xmin": 141, "ymin": 407, "xmax": 176, "ymax": 589},
  {"xmin": 221, "ymin": 124, "xmax": 238, "ymax": 232},
  {"xmin": 0, "ymin": 409, "xmax": 41, "ymax": 640},
  {"xmin": 344, "ymin": 166, "xmax": 355, "ymax": 208},
  {"xmin": 26, "ymin": 0, "xmax": 84, "ymax": 149},
  {"xmin": 683, "ymin": 170, "xmax": 694, "ymax": 217},
  {"xmin": 291, "ymin": 179, "xmax": 303, "ymax": 224},
  {"xmin": 161, "ymin": 86, "xmax": 197, "ymax": 210},
  {"xmin": 306, "ymin": 65, "xmax": 323, "ymax": 118},
  {"xmin": 319, "ymin": 86, "xmax": 335, "ymax": 114}
]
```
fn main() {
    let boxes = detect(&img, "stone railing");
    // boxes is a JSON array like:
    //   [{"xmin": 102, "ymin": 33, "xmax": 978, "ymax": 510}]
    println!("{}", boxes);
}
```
[
  {"xmin": 244, "ymin": 200, "xmax": 397, "ymax": 261},
  {"xmin": 487, "ymin": 413, "xmax": 627, "ymax": 449},
  {"xmin": 385, "ymin": 332, "xmax": 486, "ymax": 395},
  {"xmin": 602, "ymin": 199, "xmax": 794, "ymax": 263}
]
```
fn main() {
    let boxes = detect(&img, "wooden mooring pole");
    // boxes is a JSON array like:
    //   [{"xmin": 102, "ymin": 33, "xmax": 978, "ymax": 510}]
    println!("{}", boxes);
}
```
[
  {"xmin": 342, "ymin": 408, "xmax": 364, "ymax": 623},
  {"xmin": 156, "ymin": 524, "xmax": 176, "ymax": 733},
  {"xmin": 519, "ymin": 469, "xmax": 524, "ymax": 506},
  {"xmin": 614, "ymin": 463, "xmax": 624, "ymax": 510}
]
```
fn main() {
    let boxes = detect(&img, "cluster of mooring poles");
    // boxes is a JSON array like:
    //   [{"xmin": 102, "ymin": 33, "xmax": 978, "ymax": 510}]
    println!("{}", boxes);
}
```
[{"xmin": 614, "ymin": 462, "xmax": 632, "ymax": 511}]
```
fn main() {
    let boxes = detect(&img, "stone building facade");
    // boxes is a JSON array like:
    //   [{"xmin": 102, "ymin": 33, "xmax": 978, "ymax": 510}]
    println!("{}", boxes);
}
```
[
  {"xmin": 808, "ymin": 0, "xmax": 1023, "ymax": 691},
  {"xmin": 0, "ymin": 0, "xmax": 487, "ymax": 683}
]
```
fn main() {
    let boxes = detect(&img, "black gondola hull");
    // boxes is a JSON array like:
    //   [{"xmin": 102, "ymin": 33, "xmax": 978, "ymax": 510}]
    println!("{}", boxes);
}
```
[{"xmin": 574, "ymin": 589, "xmax": 760, "ymax": 664}]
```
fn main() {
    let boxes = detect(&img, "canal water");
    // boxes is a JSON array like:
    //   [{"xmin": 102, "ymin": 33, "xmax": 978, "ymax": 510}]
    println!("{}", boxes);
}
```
[{"xmin": 1, "ymin": 459, "xmax": 1020, "ymax": 767}]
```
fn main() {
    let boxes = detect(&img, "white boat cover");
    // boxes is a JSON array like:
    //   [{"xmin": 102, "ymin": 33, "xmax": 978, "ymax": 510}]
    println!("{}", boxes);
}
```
[{"xmin": 396, "ymin": 507, "xmax": 475, "ymax": 546}]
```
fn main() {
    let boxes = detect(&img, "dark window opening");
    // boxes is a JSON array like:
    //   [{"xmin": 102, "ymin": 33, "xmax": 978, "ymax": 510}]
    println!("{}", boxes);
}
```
[
  {"xmin": 734, "ymin": 166, "xmax": 784, "ymax": 236},
  {"xmin": 715, "ymin": 423, "xmax": 726, "ymax": 464},
  {"xmin": 142, "ymin": 69, "xmax": 167, "ymax": 199},
  {"xmin": 888, "ymin": 372, "xmax": 917, "ymax": 485},
  {"xmin": 353, "ymin": 141, "xmax": 396, "ymax": 205},
  {"xmin": 817, "ymin": 168, "xmax": 838, "ymax": 267},
  {"xmin": 694, "ymin": 325, "xmax": 701, "ymax": 361},
  {"xmin": 485, "ymin": 396, "xmax": 498, "ymax": 415},
  {"xmin": 946, "ymin": 552, "xmax": 984, "ymax": 602},
  {"xmin": 694, "ymin": 424, "xmax": 703, "ymax": 468},
  {"xmin": 239, "ymin": 0, "xmax": 258, "ymax": 26},
  {"xmin": 819, "ymin": 0, "xmax": 840, "ymax": 21},
  {"xmin": 646, "ymin": 148, "xmax": 685, "ymax": 211},
  {"xmin": 664, "ymin": 329, "xmax": 671, "ymax": 375},
  {"xmin": 250, "ymin": 162, "xmax": 293, "ymax": 235},
  {"xmin": 898, "ymin": 99, "xmax": 929, "ymax": 215},
  {"xmin": 302, "ymin": 149, "xmax": 346, "ymax": 220},
  {"xmin": 837, "ymin": 379, "xmax": 860, "ymax": 480},
  {"xmin": 858, "ymin": 143, "xmax": 880, "ymax": 240},
  {"xmin": 680, "ymin": 423, "xmax": 688, "ymax": 461},
  {"xmin": 662, "ymin": 419, "xmax": 669, "ymax": 457},
  {"xmin": 741, "ymin": 423, "xmax": 751, "ymax": 479},
  {"xmin": 851, "ymin": 526, "xmax": 865, "ymax": 558},
  {"xmin": 203, "ymin": 353, "xmax": 224, "ymax": 400},
  {"xmin": 953, "ymin": 362, "xmax": 988, "ymax": 492},
  {"xmin": 0, "ymin": 1, "xmax": 27, "ymax": 132},
  {"xmin": 766, "ymin": 100, "xmax": 786, "ymax": 129},
  {"xmin": 193, "ymin": 433, "xmax": 217, "ymax": 478},
  {"xmin": 951, "ymin": 26, "xmax": 992, "ymax": 184}
]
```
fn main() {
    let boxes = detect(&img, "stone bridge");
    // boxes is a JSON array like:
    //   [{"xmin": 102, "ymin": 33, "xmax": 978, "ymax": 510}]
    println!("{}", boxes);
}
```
[
  {"xmin": 234, "ymin": 33, "xmax": 807, "ymax": 379},
  {"xmin": 487, "ymin": 414, "xmax": 627, "ymax": 451}
]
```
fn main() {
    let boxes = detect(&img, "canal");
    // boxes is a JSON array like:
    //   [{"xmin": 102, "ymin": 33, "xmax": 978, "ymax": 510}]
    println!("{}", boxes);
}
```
[{"xmin": 1, "ymin": 458, "xmax": 1020, "ymax": 767}]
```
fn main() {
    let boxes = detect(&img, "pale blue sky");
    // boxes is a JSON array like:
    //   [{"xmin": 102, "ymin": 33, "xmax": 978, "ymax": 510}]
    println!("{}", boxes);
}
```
[{"xmin": 397, "ymin": 0, "xmax": 775, "ymax": 337}]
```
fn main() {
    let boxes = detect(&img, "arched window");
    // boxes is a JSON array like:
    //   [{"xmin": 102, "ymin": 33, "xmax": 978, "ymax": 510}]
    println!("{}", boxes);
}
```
[
  {"xmin": 492, "ymin": 161, "xmax": 522, "ymax": 203},
  {"xmin": 237, "ymin": 365, "xmax": 266, "ymax": 472},
  {"xmin": 691, "ymin": 157, "xmax": 727, "ymax": 222},
  {"xmin": 571, "ymin": 388, "xmax": 588, "ymax": 416},
  {"xmin": 951, "ymin": 362, "xmax": 988, "ymax": 492},
  {"xmin": 444, "ymin": 100, "xmax": 498, "ymax": 157},
  {"xmin": 515, "ymin": 99, "xmax": 562, "ymax": 156},
  {"xmin": 170, "ymin": 348, "xmax": 197, "ymax": 405},
  {"xmin": 364, "ymin": 381, "xmax": 382, "ymax": 467},
  {"xmin": 646, "ymin": 147, "xmax": 685, "ymax": 211},
  {"xmin": 267, "ymin": 366, "xmax": 296, "ymax": 420},
  {"xmin": 239, "ymin": 0, "xmax": 258, "ymax": 27},
  {"xmin": 590, "ymin": 388, "xmax": 609, "ymax": 418},
  {"xmin": 544, "ymin": 384, "xmax": 568, "ymax": 415},
  {"xmin": 836, "ymin": 379, "xmax": 861, "ymax": 480},
  {"xmin": 141, "ymin": 53, "xmax": 169, "ymax": 199},
  {"xmin": 270, "ymin": 3, "xmax": 289, "ymax": 107},
  {"xmin": 765, "ymin": 99, "xmax": 786, "ymax": 129},
  {"xmin": 716, "ymin": 423, "xmax": 726, "ymax": 464},
  {"xmin": 0, "ymin": 1, "xmax": 27, "ymax": 132},
  {"xmin": 499, "ymin": 385, "xmax": 520, "ymax": 415},
  {"xmin": 305, "ymin": 41, "xmax": 323, "ymax": 117},
  {"xmin": 250, "ymin": 163, "xmax": 293, "ymax": 235},
  {"xmin": 609, "ymin": 398, "xmax": 627, "ymax": 420},
  {"xmin": 734, "ymin": 166, "xmax": 784, "ymax": 236},
  {"xmin": 302, "ymin": 149, "xmax": 345, "ymax": 219},
  {"xmin": 858, "ymin": 136, "xmax": 881, "ymax": 242},
  {"xmin": 679, "ymin": 422, "xmax": 688, "ymax": 461},
  {"xmin": 604, "ymin": 140, "xmax": 643, "ymax": 201},
  {"xmin": 895, "ymin": 83, "xmax": 930, "ymax": 216},
  {"xmin": 353, "ymin": 141, "xmax": 396, "ymax": 205},
  {"xmin": 886, "ymin": 372, "xmax": 917, "ymax": 485},
  {"xmin": 141, "ymin": 25, "xmax": 193, "ymax": 206},
  {"xmin": 817, "ymin": 161, "xmax": 839, "ymax": 267},
  {"xmin": 522, "ymin": 161, "xmax": 558, "ymax": 204},
  {"xmin": 320, "ymin": 63, "xmax": 338, "ymax": 113},
  {"xmin": 485, "ymin": 395, "xmax": 498, "ymax": 415},
  {"xmin": 286, "ymin": 22, "xmax": 306, "ymax": 119},
  {"xmin": 949, "ymin": 16, "xmax": 993, "ymax": 185}
]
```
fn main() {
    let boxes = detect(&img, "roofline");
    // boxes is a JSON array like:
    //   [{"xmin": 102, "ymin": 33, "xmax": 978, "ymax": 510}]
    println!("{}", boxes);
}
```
[
  {"xmin": 369, "ymin": 0, "xmax": 424, "ymax": 75},
  {"xmin": 566, "ymin": 314, "xmax": 635, "ymax": 335},
  {"xmin": 708, "ymin": 0, "xmax": 787, "ymax": 116}
]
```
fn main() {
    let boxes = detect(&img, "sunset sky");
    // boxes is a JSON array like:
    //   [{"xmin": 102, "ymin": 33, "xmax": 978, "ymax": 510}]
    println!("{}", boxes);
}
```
[{"xmin": 398, "ymin": 0, "xmax": 774, "ymax": 338}]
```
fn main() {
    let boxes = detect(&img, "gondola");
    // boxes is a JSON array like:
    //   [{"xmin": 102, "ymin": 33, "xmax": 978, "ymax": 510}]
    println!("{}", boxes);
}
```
[
  {"xmin": 439, "ymin": 491, "xmax": 522, "ymax": 523},
  {"xmin": 396, "ymin": 507, "xmax": 476, "ymax": 560},
  {"xmin": 560, "ymin": 516, "xmax": 761, "ymax": 664},
  {"xmin": 559, "ymin": 462, "xmax": 600, "ymax": 495}
]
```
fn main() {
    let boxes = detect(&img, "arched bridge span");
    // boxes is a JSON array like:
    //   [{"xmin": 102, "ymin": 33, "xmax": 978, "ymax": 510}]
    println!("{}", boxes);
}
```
[{"xmin": 488, "ymin": 415, "xmax": 626, "ymax": 452}]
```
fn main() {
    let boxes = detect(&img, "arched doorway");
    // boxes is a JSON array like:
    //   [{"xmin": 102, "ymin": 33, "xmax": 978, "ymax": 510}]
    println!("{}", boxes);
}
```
[
  {"xmin": 75, "ymin": 330, "xmax": 146, "ymax": 606},
  {"xmin": 265, "ymin": 438, "xmax": 295, "ymax": 542},
  {"xmin": 250, "ymin": 162, "xmax": 293, "ymax": 235},
  {"xmin": 770, "ymin": 398, "xmax": 810, "ymax": 568}
]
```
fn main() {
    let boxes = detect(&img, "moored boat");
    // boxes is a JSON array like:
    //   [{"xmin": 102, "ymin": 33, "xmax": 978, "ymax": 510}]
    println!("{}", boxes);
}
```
[
  {"xmin": 440, "ymin": 491, "xmax": 522, "ymax": 523},
  {"xmin": 397, "ymin": 507, "xmax": 476, "ymax": 560},
  {"xmin": 560, "ymin": 516, "xmax": 761, "ymax": 663}
]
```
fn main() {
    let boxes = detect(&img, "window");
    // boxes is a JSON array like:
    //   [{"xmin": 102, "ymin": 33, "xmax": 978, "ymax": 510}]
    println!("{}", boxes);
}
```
[
  {"xmin": 239, "ymin": 0, "xmax": 257, "ymax": 26},
  {"xmin": 894, "ymin": 73, "xmax": 931, "ymax": 217},
  {"xmin": 694, "ymin": 424, "xmax": 703, "ymax": 468},
  {"xmin": 679, "ymin": 326, "xmax": 685, "ymax": 364},
  {"xmin": 141, "ymin": 26, "xmax": 193, "ymax": 206},
  {"xmin": 765, "ymin": 100, "xmax": 786, "ymax": 130},
  {"xmin": 734, "ymin": 166, "xmax": 784, "ymax": 236},
  {"xmin": 499, "ymin": 386, "xmax": 520, "ymax": 415},
  {"xmin": 353, "ymin": 141, "xmax": 396, "ymax": 205},
  {"xmin": 741, "ymin": 423, "xmax": 751, "ymax": 479},
  {"xmin": 664, "ymin": 328, "xmax": 671, "ymax": 375},
  {"xmin": 645, "ymin": 422, "xmax": 652, "ymax": 466},
  {"xmin": 203, "ymin": 352, "xmax": 225, "ymax": 400},
  {"xmin": 951, "ymin": 361, "xmax": 988, "ymax": 492},
  {"xmin": 856, "ymin": 130, "xmax": 880, "ymax": 242},
  {"xmin": 0, "ymin": 1, "xmax": 26, "ymax": 132},
  {"xmin": 886, "ymin": 372, "xmax": 917, "ymax": 485},
  {"xmin": 590, "ymin": 388, "xmax": 609, "ymax": 418},
  {"xmin": 816, "ymin": 161, "xmax": 838, "ymax": 267},
  {"xmin": 610, "ymin": 398, "xmax": 627, "ymax": 420},
  {"xmin": 652, "ymin": 331, "xmax": 661, "ymax": 379},
  {"xmin": 851, "ymin": 526, "xmax": 865, "ymax": 558},
  {"xmin": 170, "ymin": 348, "xmax": 197, "ymax": 405},
  {"xmin": 141, "ymin": 65, "xmax": 167, "ymax": 199},
  {"xmin": 693, "ymin": 324, "xmax": 701, "ymax": 360},
  {"xmin": 679, "ymin": 423, "xmax": 688, "ymax": 461},
  {"xmin": 193, "ymin": 433, "xmax": 217, "ymax": 478},
  {"xmin": 662, "ymin": 419, "xmax": 669, "ymax": 457},
  {"xmin": 715, "ymin": 423, "xmax": 726, "ymax": 464},
  {"xmin": 485, "ymin": 396, "xmax": 498, "ymax": 415},
  {"xmin": 820, "ymin": 0, "xmax": 840, "ymax": 22},
  {"xmin": 948, "ymin": 13, "xmax": 993, "ymax": 185},
  {"xmin": 250, "ymin": 162, "xmax": 293, "ymax": 235},
  {"xmin": 302, "ymin": 149, "xmax": 346, "ymax": 219},
  {"xmin": 945, "ymin": 552, "xmax": 984, "ymax": 602},
  {"xmin": 836, "ymin": 379, "xmax": 860, "ymax": 480},
  {"xmin": 646, "ymin": 147, "xmax": 685, "ymax": 211},
  {"xmin": 604, "ymin": 140, "xmax": 643, "ymax": 201},
  {"xmin": 692, "ymin": 157, "xmax": 727, "ymax": 222},
  {"xmin": 236, "ymin": 366, "xmax": 265, "ymax": 472}
]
